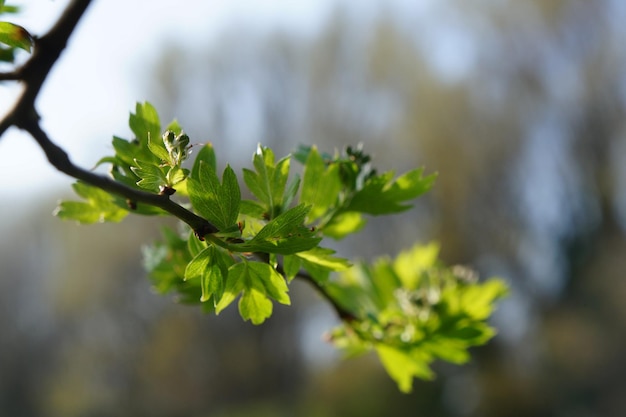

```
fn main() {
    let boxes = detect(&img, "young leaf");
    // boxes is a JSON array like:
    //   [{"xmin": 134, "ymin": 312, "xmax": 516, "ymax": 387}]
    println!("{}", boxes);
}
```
[
  {"xmin": 294, "ymin": 247, "xmax": 351, "ymax": 271},
  {"xmin": 184, "ymin": 245, "xmax": 232, "ymax": 304},
  {"xmin": 191, "ymin": 143, "xmax": 217, "ymax": 178},
  {"xmin": 247, "ymin": 261, "xmax": 290, "ymax": 305},
  {"xmin": 166, "ymin": 166, "xmax": 188, "ymax": 186},
  {"xmin": 129, "ymin": 102, "xmax": 161, "ymax": 146},
  {"xmin": 55, "ymin": 182, "xmax": 128, "ymax": 224},
  {"xmin": 325, "ymin": 242, "xmax": 507, "ymax": 392},
  {"xmin": 130, "ymin": 159, "xmax": 166, "ymax": 192},
  {"xmin": 0, "ymin": 21, "xmax": 33, "ymax": 52},
  {"xmin": 345, "ymin": 168, "xmax": 437, "ymax": 215},
  {"xmin": 300, "ymin": 146, "xmax": 342, "ymax": 222},
  {"xmin": 111, "ymin": 135, "xmax": 157, "ymax": 173},
  {"xmin": 322, "ymin": 211, "xmax": 366, "ymax": 239},
  {"xmin": 233, "ymin": 204, "xmax": 321, "ymax": 254},
  {"xmin": 147, "ymin": 132, "xmax": 171, "ymax": 162},
  {"xmin": 239, "ymin": 200, "xmax": 266, "ymax": 218},
  {"xmin": 282, "ymin": 255, "xmax": 301, "ymax": 282},
  {"xmin": 242, "ymin": 145, "xmax": 291, "ymax": 218},
  {"xmin": 253, "ymin": 204, "xmax": 310, "ymax": 241},
  {"xmin": 188, "ymin": 162, "xmax": 241, "ymax": 231},
  {"xmin": 239, "ymin": 288, "xmax": 274, "ymax": 325},
  {"xmin": 375, "ymin": 345, "xmax": 434, "ymax": 393},
  {"xmin": 215, "ymin": 261, "xmax": 290, "ymax": 324}
]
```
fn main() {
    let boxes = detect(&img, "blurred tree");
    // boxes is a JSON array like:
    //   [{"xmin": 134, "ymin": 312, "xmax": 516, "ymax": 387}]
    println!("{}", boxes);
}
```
[{"xmin": 2, "ymin": 0, "xmax": 626, "ymax": 415}]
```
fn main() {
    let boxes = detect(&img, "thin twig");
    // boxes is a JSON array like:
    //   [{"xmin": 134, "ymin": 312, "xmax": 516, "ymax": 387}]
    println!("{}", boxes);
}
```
[{"xmin": 0, "ymin": 72, "xmax": 20, "ymax": 81}]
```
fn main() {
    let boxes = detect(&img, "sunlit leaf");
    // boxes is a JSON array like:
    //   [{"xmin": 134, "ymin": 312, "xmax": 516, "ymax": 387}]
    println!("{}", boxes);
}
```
[
  {"xmin": 129, "ymin": 102, "xmax": 161, "ymax": 147},
  {"xmin": 300, "ymin": 146, "xmax": 342, "ymax": 222},
  {"xmin": 55, "ymin": 182, "xmax": 128, "ymax": 224},
  {"xmin": 295, "ymin": 247, "xmax": 351, "ymax": 271},
  {"xmin": 191, "ymin": 143, "xmax": 217, "ymax": 178},
  {"xmin": 375, "ymin": 345, "xmax": 434, "ymax": 393},
  {"xmin": 322, "ymin": 211, "xmax": 366, "ymax": 239},
  {"xmin": 243, "ymin": 145, "xmax": 292, "ymax": 218},
  {"xmin": 188, "ymin": 162, "xmax": 241, "ymax": 231},
  {"xmin": 215, "ymin": 260, "xmax": 290, "ymax": 324},
  {"xmin": 346, "ymin": 168, "xmax": 436, "ymax": 215},
  {"xmin": 233, "ymin": 204, "xmax": 321, "ymax": 254},
  {"xmin": 130, "ymin": 159, "xmax": 166, "ymax": 192},
  {"xmin": 0, "ymin": 21, "xmax": 33, "ymax": 52}
]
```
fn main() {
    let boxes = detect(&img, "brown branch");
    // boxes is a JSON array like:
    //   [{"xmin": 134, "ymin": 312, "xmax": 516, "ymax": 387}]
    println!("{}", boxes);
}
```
[{"xmin": 0, "ymin": 72, "xmax": 20, "ymax": 81}]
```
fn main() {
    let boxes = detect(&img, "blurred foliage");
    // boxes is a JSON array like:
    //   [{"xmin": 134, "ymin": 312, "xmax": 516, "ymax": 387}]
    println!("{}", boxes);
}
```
[{"xmin": 2, "ymin": 0, "xmax": 626, "ymax": 415}]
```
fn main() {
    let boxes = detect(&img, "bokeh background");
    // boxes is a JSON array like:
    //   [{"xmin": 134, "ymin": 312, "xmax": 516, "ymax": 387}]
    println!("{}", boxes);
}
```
[{"xmin": 1, "ymin": 0, "xmax": 626, "ymax": 416}]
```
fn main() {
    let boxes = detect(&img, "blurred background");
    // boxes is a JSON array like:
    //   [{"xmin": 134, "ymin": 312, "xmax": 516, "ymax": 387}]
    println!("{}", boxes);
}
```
[{"xmin": 1, "ymin": 0, "xmax": 626, "ymax": 416}]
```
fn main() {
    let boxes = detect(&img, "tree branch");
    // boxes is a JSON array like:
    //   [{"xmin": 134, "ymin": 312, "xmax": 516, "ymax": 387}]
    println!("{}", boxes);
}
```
[{"xmin": 0, "ymin": 72, "xmax": 20, "ymax": 81}]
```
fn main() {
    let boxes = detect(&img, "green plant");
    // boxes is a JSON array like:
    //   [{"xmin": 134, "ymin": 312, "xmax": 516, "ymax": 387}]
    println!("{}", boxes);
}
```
[{"xmin": 0, "ymin": 1, "xmax": 507, "ymax": 393}]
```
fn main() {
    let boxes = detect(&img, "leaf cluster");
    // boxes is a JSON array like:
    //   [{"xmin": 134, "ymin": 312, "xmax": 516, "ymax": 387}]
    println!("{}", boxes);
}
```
[
  {"xmin": 56, "ymin": 102, "xmax": 507, "ymax": 391},
  {"xmin": 325, "ymin": 243, "xmax": 508, "ymax": 392}
]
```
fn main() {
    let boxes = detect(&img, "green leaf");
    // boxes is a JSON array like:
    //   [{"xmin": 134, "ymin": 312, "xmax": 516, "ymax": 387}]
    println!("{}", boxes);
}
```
[
  {"xmin": 253, "ymin": 204, "xmax": 310, "ymax": 241},
  {"xmin": 295, "ymin": 247, "xmax": 351, "ymax": 271},
  {"xmin": 239, "ymin": 200, "xmax": 266, "ymax": 218},
  {"xmin": 129, "ymin": 102, "xmax": 161, "ymax": 147},
  {"xmin": 345, "ymin": 168, "xmax": 436, "ymax": 215},
  {"xmin": 239, "ymin": 288, "xmax": 274, "ymax": 325},
  {"xmin": 283, "ymin": 175, "xmax": 300, "ymax": 209},
  {"xmin": 393, "ymin": 242, "xmax": 440, "ymax": 289},
  {"xmin": 184, "ymin": 245, "xmax": 232, "ymax": 304},
  {"xmin": 188, "ymin": 162, "xmax": 241, "ymax": 231},
  {"xmin": 242, "ymin": 145, "xmax": 291, "ymax": 218},
  {"xmin": 0, "ymin": 22, "xmax": 33, "ymax": 52},
  {"xmin": 375, "ymin": 345, "xmax": 434, "ymax": 393},
  {"xmin": 215, "ymin": 261, "xmax": 290, "ymax": 324},
  {"xmin": 282, "ymin": 255, "xmax": 301, "ymax": 282},
  {"xmin": 191, "ymin": 143, "xmax": 217, "ymax": 178},
  {"xmin": 0, "ymin": 45, "xmax": 15, "ymax": 63},
  {"xmin": 323, "ymin": 211, "xmax": 366, "ymax": 239},
  {"xmin": 130, "ymin": 159, "xmax": 166, "ymax": 192},
  {"xmin": 111, "ymin": 135, "xmax": 158, "ymax": 174},
  {"xmin": 1, "ymin": 5, "xmax": 19, "ymax": 14},
  {"xmin": 459, "ymin": 280, "xmax": 509, "ymax": 320},
  {"xmin": 166, "ymin": 166, "xmax": 187, "ymax": 186},
  {"xmin": 147, "ymin": 132, "xmax": 171, "ymax": 162},
  {"xmin": 385, "ymin": 168, "xmax": 437, "ymax": 201},
  {"xmin": 200, "ymin": 264, "xmax": 224, "ymax": 303},
  {"xmin": 55, "ymin": 182, "xmax": 128, "ymax": 224},
  {"xmin": 247, "ymin": 261, "xmax": 290, "ymax": 305},
  {"xmin": 300, "ymin": 146, "xmax": 342, "ymax": 222},
  {"xmin": 233, "ymin": 204, "xmax": 321, "ymax": 254}
]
